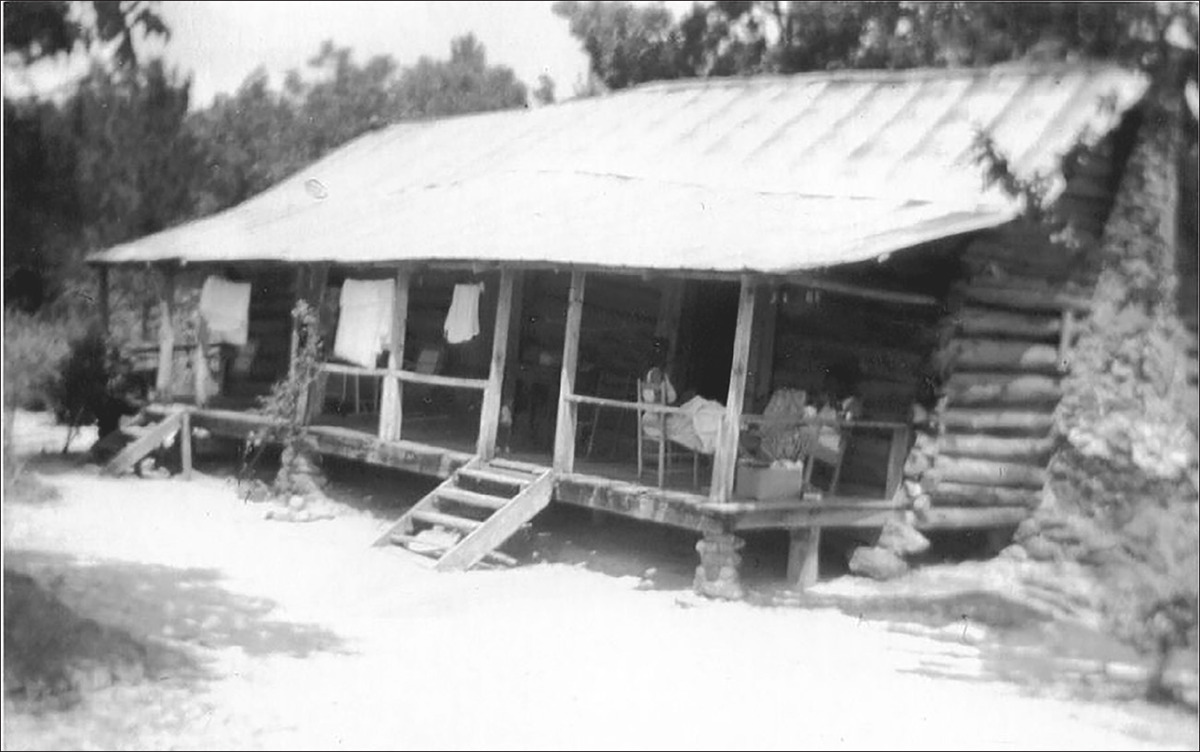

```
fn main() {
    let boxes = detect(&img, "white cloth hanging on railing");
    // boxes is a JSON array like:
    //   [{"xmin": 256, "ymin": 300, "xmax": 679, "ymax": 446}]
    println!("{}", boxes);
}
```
[
  {"xmin": 444, "ymin": 283, "xmax": 483, "ymax": 344},
  {"xmin": 198, "ymin": 276, "xmax": 251, "ymax": 346},
  {"xmin": 334, "ymin": 278, "xmax": 394, "ymax": 367}
]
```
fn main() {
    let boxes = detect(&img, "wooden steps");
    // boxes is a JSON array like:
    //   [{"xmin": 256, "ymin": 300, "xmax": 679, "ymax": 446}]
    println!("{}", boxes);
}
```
[
  {"xmin": 373, "ymin": 457, "xmax": 555, "ymax": 572},
  {"xmin": 103, "ymin": 411, "xmax": 185, "ymax": 477}
]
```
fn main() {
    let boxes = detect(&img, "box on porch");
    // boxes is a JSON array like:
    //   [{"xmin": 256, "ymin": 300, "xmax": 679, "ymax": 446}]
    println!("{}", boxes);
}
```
[{"xmin": 734, "ymin": 462, "xmax": 806, "ymax": 500}]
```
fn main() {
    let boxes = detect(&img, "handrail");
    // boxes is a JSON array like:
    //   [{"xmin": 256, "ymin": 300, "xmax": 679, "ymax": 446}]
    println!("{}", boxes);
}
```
[
  {"xmin": 565, "ymin": 392, "xmax": 698, "ymax": 417},
  {"xmin": 319, "ymin": 362, "xmax": 488, "ymax": 391},
  {"xmin": 740, "ymin": 413, "xmax": 910, "ymax": 431}
]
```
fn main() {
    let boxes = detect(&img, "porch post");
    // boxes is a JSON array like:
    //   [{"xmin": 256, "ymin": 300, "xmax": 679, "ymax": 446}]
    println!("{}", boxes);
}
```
[
  {"xmin": 553, "ymin": 270, "xmax": 586, "ymax": 473},
  {"xmin": 304, "ymin": 263, "xmax": 331, "ymax": 423},
  {"xmin": 154, "ymin": 265, "xmax": 176, "ymax": 401},
  {"xmin": 378, "ymin": 266, "xmax": 411, "ymax": 442},
  {"xmin": 192, "ymin": 316, "xmax": 209, "ymax": 407},
  {"xmin": 477, "ymin": 269, "xmax": 515, "ymax": 458},
  {"xmin": 747, "ymin": 280, "xmax": 777, "ymax": 409},
  {"xmin": 708, "ymin": 274, "xmax": 757, "ymax": 503},
  {"xmin": 97, "ymin": 265, "xmax": 110, "ymax": 338}
]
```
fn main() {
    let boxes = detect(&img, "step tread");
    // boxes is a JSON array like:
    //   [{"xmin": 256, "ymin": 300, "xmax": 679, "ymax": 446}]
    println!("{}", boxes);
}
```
[
  {"xmin": 436, "ymin": 486, "xmax": 509, "ymax": 511},
  {"xmin": 457, "ymin": 467, "xmax": 530, "ymax": 488},
  {"xmin": 410, "ymin": 509, "xmax": 483, "ymax": 532}
]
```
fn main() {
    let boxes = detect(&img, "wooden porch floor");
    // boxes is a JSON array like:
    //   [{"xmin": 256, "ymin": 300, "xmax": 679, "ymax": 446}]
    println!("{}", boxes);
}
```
[{"xmin": 150, "ymin": 403, "xmax": 1028, "ymax": 534}]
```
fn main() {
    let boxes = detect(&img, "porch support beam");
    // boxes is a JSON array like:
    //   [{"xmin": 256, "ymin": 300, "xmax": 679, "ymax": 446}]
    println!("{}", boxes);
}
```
[
  {"xmin": 709, "ymin": 275, "xmax": 757, "ymax": 503},
  {"xmin": 477, "ymin": 269, "xmax": 516, "ymax": 458},
  {"xmin": 787, "ymin": 527, "xmax": 821, "ymax": 590},
  {"xmin": 154, "ymin": 265, "xmax": 176, "ymax": 401},
  {"xmin": 553, "ymin": 271, "xmax": 586, "ymax": 473},
  {"xmin": 379, "ymin": 265, "xmax": 412, "ymax": 442}
]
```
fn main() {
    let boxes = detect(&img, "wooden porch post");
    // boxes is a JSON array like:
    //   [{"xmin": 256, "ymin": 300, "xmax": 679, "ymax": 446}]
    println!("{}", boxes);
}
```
[
  {"xmin": 97, "ymin": 265, "xmax": 110, "ymax": 338},
  {"xmin": 708, "ymin": 275, "xmax": 757, "ymax": 503},
  {"xmin": 303, "ymin": 263, "xmax": 332, "ymax": 423},
  {"xmin": 154, "ymin": 265, "xmax": 176, "ymax": 401},
  {"xmin": 477, "ymin": 269, "xmax": 516, "ymax": 458},
  {"xmin": 379, "ymin": 266, "xmax": 411, "ymax": 442},
  {"xmin": 553, "ymin": 271, "xmax": 586, "ymax": 473},
  {"xmin": 192, "ymin": 317, "xmax": 209, "ymax": 407},
  {"xmin": 787, "ymin": 527, "xmax": 820, "ymax": 590}
]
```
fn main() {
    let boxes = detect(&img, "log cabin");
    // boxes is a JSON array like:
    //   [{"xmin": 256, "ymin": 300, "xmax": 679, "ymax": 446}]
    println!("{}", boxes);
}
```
[{"xmin": 87, "ymin": 62, "xmax": 1169, "ymax": 593}]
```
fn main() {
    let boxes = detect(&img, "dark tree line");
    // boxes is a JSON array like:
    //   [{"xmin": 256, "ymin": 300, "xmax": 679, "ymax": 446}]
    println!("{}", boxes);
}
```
[
  {"xmin": 554, "ymin": 1, "xmax": 1197, "ymax": 91},
  {"xmin": 4, "ymin": 2, "xmax": 528, "ymax": 312}
]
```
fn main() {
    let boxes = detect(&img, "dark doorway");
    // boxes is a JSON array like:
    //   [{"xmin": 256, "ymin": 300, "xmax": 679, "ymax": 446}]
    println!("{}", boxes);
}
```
[{"xmin": 681, "ymin": 280, "xmax": 738, "ymax": 401}]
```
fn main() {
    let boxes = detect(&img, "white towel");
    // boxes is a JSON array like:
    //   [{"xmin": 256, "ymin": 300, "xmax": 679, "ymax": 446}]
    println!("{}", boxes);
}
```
[
  {"xmin": 199, "ymin": 276, "xmax": 251, "ymax": 346},
  {"xmin": 444, "ymin": 283, "xmax": 483, "ymax": 344},
  {"xmin": 334, "ymin": 278, "xmax": 394, "ymax": 367}
]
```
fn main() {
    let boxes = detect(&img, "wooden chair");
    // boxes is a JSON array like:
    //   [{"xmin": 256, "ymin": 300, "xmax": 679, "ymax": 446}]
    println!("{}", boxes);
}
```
[
  {"xmin": 801, "ymin": 426, "xmax": 849, "ymax": 496},
  {"xmin": 636, "ymin": 377, "xmax": 700, "ymax": 489},
  {"xmin": 578, "ymin": 370, "xmax": 635, "ymax": 458}
]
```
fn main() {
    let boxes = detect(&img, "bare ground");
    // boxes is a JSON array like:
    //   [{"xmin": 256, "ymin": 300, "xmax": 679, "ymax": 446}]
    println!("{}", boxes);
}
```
[{"xmin": 2, "ymin": 411, "xmax": 1198, "ymax": 750}]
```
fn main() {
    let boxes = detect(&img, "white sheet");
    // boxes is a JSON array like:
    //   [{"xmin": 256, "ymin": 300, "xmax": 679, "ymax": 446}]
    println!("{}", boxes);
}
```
[
  {"xmin": 333, "ymin": 278, "xmax": 394, "ymax": 367},
  {"xmin": 444, "ymin": 283, "xmax": 483, "ymax": 344},
  {"xmin": 641, "ymin": 395, "xmax": 725, "ymax": 455},
  {"xmin": 198, "ymin": 276, "xmax": 251, "ymax": 346}
]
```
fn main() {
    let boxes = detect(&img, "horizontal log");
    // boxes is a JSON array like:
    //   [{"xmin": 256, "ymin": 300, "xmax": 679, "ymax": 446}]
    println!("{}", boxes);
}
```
[
  {"xmin": 928, "ymin": 481, "xmax": 1042, "ymax": 508},
  {"xmin": 930, "ymin": 456, "xmax": 1047, "ymax": 489},
  {"xmin": 955, "ymin": 284, "xmax": 1091, "ymax": 313},
  {"xmin": 940, "ymin": 408, "xmax": 1055, "ymax": 434},
  {"xmin": 937, "ymin": 433, "xmax": 1058, "ymax": 462},
  {"xmin": 953, "ymin": 307, "xmax": 1062, "ymax": 340},
  {"xmin": 940, "ymin": 339, "xmax": 1062, "ymax": 374},
  {"xmin": 944, "ymin": 373, "xmax": 1063, "ymax": 406},
  {"xmin": 913, "ymin": 505, "xmax": 1031, "ymax": 528},
  {"xmin": 320, "ymin": 362, "xmax": 488, "ymax": 390}
]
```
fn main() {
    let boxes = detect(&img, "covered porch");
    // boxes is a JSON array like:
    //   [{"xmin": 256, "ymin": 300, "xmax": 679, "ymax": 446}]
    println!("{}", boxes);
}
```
[{"xmin": 122, "ymin": 245, "xmax": 1028, "ymax": 588}]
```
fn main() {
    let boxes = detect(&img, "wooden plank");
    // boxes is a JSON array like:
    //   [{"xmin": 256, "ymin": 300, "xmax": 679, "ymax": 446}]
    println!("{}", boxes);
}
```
[
  {"xmin": 105, "ymin": 412, "xmax": 184, "ymax": 477},
  {"xmin": 477, "ymin": 269, "xmax": 515, "ymax": 458},
  {"xmin": 305, "ymin": 264, "xmax": 332, "ymax": 422},
  {"xmin": 410, "ymin": 509, "xmax": 483, "ymax": 533},
  {"xmin": 914, "ymin": 506, "xmax": 1030, "ymax": 529},
  {"xmin": 940, "ymin": 408, "xmax": 1055, "ymax": 434},
  {"xmin": 938, "ymin": 433, "xmax": 1057, "ymax": 462},
  {"xmin": 944, "ymin": 373, "xmax": 1063, "ymax": 406},
  {"xmin": 319, "ymin": 362, "xmax": 488, "ymax": 390},
  {"xmin": 192, "ymin": 318, "xmax": 210, "ymax": 407},
  {"xmin": 436, "ymin": 470, "xmax": 554, "ymax": 572},
  {"xmin": 553, "ymin": 473, "xmax": 725, "ymax": 534},
  {"xmin": 97, "ymin": 265, "xmax": 110, "ymax": 337},
  {"xmin": 458, "ymin": 466, "xmax": 529, "ymax": 489},
  {"xmin": 553, "ymin": 271, "xmax": 586, "ymax": 474},
  {"xmin": 928, "ymin": 482, "xmax": 1041, "ymax": 507},
  {"xmin": 155, "ymin": 266, "xmax": 176, "ymax": 399},
  {"xmin": 180, "ymin": 410, "xmax": 193, "ymax": 480},
  {"xmin": 787, "ymin": 527, "xmax": 821, "ymax": 590},
  {"xmin": 379, "ymin": 266, "xmax": 411, "ymax": 442},
  {"xmin": 709, "ymin": 275, "xmax": 757, "ymax": 503},
  {"xmin": 884, "ymin": 425, "xmax": 911, "ymax": 499},
  {"xmin": 436, "ymin": 486, "xmax": 509, "ymax": 511},
  {"xmin": 929, "ymin": 456, "xmax": 1047, "ymax": 489},
  {"xmin": 793, "ymin": 276, "xmax": 941, "ymax": 308}
]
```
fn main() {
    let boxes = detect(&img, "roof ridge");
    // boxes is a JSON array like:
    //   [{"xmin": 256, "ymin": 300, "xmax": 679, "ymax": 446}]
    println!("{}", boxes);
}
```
[{"xmin": 614, "ymin": 60, "xmax": 1137, "ymax": 97}]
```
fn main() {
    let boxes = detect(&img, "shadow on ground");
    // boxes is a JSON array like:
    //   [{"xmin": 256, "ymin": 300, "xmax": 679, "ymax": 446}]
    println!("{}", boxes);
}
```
[{"xmin": 6, "ymin": 549, "xmax": 347, "ymax": 681}]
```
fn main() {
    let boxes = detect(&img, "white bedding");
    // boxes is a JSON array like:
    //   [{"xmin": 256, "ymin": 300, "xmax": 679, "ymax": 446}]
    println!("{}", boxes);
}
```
[{"xmin": 640, "ymin": 395, "xmax": 725, "ymax": 455}]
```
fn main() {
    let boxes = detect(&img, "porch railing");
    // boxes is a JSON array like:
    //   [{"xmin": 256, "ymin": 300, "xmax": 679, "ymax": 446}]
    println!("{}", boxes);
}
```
[{"xmin": 311, "ymin": 362, "xmax": 488, "ymax": 447}]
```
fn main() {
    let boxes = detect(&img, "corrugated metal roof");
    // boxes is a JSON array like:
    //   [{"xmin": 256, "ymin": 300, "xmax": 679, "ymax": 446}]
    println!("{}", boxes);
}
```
[{"xmin": 90, "ymin": 62, "xmax": 1148, "ymax": 273}]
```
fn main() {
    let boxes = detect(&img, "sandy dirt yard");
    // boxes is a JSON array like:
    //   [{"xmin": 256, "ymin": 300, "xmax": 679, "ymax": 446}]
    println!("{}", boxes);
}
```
[{"xmin": 2, "ymin": 411, "xmax": 1198, "ymax": 750}]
